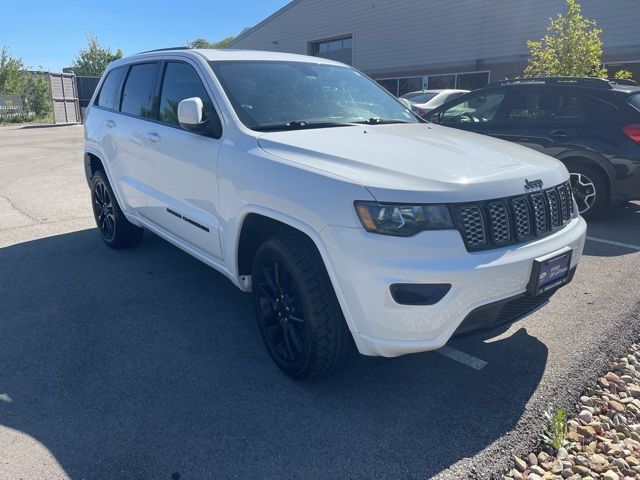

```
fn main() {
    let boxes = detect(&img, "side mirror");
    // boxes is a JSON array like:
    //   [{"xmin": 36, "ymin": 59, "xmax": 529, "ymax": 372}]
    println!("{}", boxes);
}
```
[
  {"xmin": 178, "ymin": 97, "xmax": 205, "ymax": 129},
  {"xmin": 177, "ymin": 97, "xmax": 222, "ymax": 138}
]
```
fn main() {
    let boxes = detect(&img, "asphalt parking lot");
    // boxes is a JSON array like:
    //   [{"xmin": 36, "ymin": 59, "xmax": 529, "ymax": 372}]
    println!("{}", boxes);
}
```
[{"xmin": 1, "ymin": 125, "xmax": 640, "ymax": 480}]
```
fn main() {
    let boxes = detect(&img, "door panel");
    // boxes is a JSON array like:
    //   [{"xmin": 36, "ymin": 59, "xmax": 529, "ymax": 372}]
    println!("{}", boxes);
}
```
[
  {"xmin": 490, "ymin": 90, "xmax": 588, "ymax": 156},
  {"xmin": 103, "ymin": 62, "xmax": 161, "ymax": 212},
  {"xmin": 137, "ymin": 61, "xmax": 224, "ymax": 260}
]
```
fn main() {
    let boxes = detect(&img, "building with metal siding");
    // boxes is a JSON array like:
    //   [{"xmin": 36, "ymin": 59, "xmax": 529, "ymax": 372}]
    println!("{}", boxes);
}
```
[{"xmin": 230, "ymin": 0, "xmax": 640, "ymax": 96}]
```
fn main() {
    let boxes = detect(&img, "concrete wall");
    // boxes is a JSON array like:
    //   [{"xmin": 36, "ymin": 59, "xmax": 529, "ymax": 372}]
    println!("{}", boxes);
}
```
[{"xmin": 231, "ymin": 0, "xmax": 640, "ymax": 78}]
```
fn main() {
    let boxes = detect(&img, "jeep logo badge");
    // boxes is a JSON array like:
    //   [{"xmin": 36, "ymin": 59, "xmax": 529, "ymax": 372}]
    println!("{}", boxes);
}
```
[{"xmin": 524, "ymin": 178, "xmax": 544, "ymax": 190}]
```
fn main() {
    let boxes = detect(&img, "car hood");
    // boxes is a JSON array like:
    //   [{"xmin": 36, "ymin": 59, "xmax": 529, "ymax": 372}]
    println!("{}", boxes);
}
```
[{"xmin": 257, "ymin": 123, "xmax": 568, "ymax": 203}]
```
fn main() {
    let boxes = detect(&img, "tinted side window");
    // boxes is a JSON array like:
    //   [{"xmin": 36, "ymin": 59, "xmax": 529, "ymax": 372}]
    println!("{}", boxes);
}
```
[
  {"xmin": 121, "ymin": 63, "xmax": 160, "ymax": 118},
  {"xmin": 159, "ymin": 62, "xmax": 217, "ymax": 126},
  {"xmin": 506, "ymin": 92, "xmax": 586, "ymax": 123},
  {"xmin": 590, "ymin": 99, "xmax": 619, "ymax": 124},
  {"xmin": 628, "ymin": 93, "xmax": 640, "ymax": 111},
  {"xmin": 440, "ymin": 92, "xmax": 506, "ymax": 124},
  {"xmin": 97, "ymin": 67, "xmax": 126, "ymax": 110}
]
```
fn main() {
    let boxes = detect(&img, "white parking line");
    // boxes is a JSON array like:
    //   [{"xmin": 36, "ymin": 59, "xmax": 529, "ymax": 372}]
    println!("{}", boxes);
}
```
[
  {"xmin": 586, "ymin": 236, "xmax": 640, "ymax": 252},
  {"xmin": 436, "ymin": 346, "xmax": 488, "ymax": 370}
]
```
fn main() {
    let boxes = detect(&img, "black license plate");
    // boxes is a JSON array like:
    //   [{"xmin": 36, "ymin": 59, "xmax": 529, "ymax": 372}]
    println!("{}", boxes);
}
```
[{"xmin": 527, "ymin": 250, "xmax": 573, "ymax": 296}]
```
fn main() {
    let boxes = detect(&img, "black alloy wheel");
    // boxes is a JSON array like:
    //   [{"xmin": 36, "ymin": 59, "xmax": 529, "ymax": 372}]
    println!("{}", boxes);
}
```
[
  {"xmin": 93, "ymin": 178, "xmax": 116, "ymax": 241},
  {"xmin": 255, "ymin": 256, "xmax": 308, "ymax": 366},
  {"xmin": 90, "ymin": 170, "xmax": 144, "ymax": 249},
  {"xmin": 252, "ymin": 231, "xmax": 351, "ymax": 379}
]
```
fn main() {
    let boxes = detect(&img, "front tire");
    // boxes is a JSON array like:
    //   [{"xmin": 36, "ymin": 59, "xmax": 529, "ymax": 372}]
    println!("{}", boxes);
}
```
[
  {"xmin": 91, "ymin": 170, "xmax": 144, "ymax": 249},
  {"xmin": 568, "ymin": 164, "xmax": 609, "ymax": 220},
  {"xmin": 252, "ymin": 231, "xmax": 351, "ymax": 380}
]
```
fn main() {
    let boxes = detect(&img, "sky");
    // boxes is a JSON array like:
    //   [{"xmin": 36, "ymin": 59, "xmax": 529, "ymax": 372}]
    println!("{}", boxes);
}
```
[{"xmin": 2, "ymin": 0, "xmax": 290, "ymax": 72}]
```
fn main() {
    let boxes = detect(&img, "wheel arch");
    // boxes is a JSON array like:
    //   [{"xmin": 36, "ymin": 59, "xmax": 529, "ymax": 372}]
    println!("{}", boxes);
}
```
[
  {"xmin": 234, "ymin": 210, "xmax": 358, "ymax": 334},
  {"xmin": 84, "ymin": 151, "xmax": 106, "ymax": 186},
  {"xmin": 555, "ymin": 150, "xmax": 615, "ymax": 198}
]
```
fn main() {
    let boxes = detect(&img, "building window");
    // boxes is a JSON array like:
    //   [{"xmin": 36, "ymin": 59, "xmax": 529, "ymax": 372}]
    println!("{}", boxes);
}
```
[
  {"xmin": 377, "ymin": 76, "xmax": 424, "ymax": 96},
  {"xmin": 426, "ymin": 71, "xmax": 490, "ymax": 90},
  {"xmin": 310, "ymin": 36, "xmax": 353, "ymax": 65},
  {"xmin": 377, "ymin": 78, "xmax": 398, "ymax": 96},
  {"xmin": 398, "ymin": 77, "xmax": 423, "ymax": 96},
  {"xmin": 377, "ymin": 71, "xmax": 490, "ymax": 97}
]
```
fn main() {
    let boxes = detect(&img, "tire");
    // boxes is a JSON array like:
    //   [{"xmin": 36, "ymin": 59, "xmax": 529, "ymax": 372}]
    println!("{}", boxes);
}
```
[
  {"xmin": 568, "ymin": 163, "xmax": 609, "ymax": 220},
  {"xmin": 90, "ymin": 170, "xmax": 144, "ymax": 249},
  {"xmin": 252, "ymin": 230, "xmax": 351, "ymax": 380}
]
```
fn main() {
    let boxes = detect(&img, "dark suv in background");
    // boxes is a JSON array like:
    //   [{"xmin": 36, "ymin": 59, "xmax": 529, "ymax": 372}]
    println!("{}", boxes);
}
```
[{"xmin": 426, "ymin": 77, "xmax": 640, "ymax": 218}]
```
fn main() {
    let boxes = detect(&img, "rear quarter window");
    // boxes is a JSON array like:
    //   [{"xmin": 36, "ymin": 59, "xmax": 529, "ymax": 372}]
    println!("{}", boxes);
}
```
[
  {"xmin": 629, "ymin": 93, "xmax": 640, "ymax": 111},
  {"xmin": 96, "ymin": 67, "xmax": 126, "ymax": 110},
  {"xmin": 589, "ymin": 99, "xmax": 619, "ymax": 124}
]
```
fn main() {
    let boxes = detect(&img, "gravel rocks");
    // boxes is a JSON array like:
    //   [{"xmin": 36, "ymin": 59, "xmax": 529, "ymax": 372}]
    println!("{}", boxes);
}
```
[{"xmin": 503, "ymin": 343, "xmax": 640, "ymax": 480}]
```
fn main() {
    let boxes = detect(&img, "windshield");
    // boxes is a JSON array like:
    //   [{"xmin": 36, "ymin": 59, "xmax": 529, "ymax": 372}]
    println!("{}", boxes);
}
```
[
  {"xmin": 401, "ymin": 92, "xmax": 438, "ymax": 104},
  {"xmin": 210, "ymin": 61, "xmax": 418, "ymax": 131}
]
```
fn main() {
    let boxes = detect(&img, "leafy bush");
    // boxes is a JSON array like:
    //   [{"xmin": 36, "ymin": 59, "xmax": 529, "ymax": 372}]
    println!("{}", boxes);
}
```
[
  {"xmin": 540, "ymin": 405, "xmax": 570, "ymax": 452},
  {"xmin": 614, "ymin": 70, "xmax": 633, "ymax": 80}
]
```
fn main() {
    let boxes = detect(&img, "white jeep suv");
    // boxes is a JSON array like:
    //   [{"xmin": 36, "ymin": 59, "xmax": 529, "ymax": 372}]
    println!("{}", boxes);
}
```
[{"xmin": 84, "ymin": 49, "xmax": 587, "ymax": 379}]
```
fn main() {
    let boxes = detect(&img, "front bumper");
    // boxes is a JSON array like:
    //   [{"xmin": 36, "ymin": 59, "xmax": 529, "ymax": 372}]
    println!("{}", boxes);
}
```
[{"xmin": 320, "ymin": 216, "xmax": 587, "ymax": 357}]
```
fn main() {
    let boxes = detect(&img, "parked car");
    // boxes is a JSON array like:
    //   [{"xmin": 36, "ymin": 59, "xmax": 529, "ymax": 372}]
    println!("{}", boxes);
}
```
[
  {"xmin": 426, "ymin": 77, "xmax": 640, "ymax": 218},
  {"xmin": 400, "ymin": 89, "xmax": 469, "ymax": 116},
  {"xmin": 84, "ymin": 50, "xmax": 586, "ymax": 379}
]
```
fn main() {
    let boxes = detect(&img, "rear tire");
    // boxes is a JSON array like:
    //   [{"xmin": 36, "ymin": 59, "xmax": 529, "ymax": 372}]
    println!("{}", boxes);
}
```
[
  {"xmin": 252, "ymin": 230, "xmax": 351, "ymax": 380},
  {"xmin": 91, "ymin": 170, "xmax": 144, "ymax": 249},
  {"xmin": 568, "ymin": 164, "xmax": 609, "ymax": 220}
]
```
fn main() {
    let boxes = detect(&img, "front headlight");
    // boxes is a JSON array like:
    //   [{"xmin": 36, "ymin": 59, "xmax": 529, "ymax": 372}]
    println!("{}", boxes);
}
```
[{"xmin": 354, "ymin": 201, "xmax": 454, "ymax": 236}]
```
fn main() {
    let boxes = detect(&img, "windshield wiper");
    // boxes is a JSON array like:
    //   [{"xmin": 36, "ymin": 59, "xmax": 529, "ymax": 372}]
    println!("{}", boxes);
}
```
[
  {"xmin": 354, "ymin": 117, "xmax": 413, "ymax": 125},
  {"xmin": 254, "ymin": 121, "xmax": 355, "ymax": 132}
]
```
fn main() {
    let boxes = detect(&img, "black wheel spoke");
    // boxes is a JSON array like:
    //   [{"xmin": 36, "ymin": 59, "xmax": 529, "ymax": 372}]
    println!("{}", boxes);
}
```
[
  {"xmin": 259, "ymin": 281, "xmax": 277, "ymax": 302},
  {"xmin": 287, "ymin": 323, "xmax": 303, "ymax": 353},
  {"xmin": 273, "ymin": 261, "xmax": 283, "ymax": 292},
  {"xmin": 255, "ymin": 254, "xmax": 307, "ymax": 365},
  {"xmin": 282, "ymin": 324, "xmax": 295, "ymax": 359},
  {"xmin": 262, "ymin": 267, "xmax": 279, "ymax": 295}
]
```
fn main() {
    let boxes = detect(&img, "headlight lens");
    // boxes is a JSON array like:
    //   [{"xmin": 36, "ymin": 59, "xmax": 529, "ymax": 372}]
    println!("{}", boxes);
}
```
[{"xmin": 354, "ymin": 201, "xmax": 454, "ymax": 236}]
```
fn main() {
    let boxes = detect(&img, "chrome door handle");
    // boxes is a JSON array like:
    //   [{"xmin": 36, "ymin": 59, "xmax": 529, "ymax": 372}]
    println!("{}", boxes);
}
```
[
  {"xmin": 146, "ymin": 133, "xmax": 160, "ymax": 143},
  {"xmin": 550, "ymin": 130, "xmax": 567, "ymax": 137},
  {"xmin": 104, "ymin": 120, "xmax": 115, "ymax": 128}
]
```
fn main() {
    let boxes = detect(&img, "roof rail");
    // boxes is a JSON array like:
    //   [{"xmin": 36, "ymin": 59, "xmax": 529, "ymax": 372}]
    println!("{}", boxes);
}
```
[
  {"xmin": 485, "ymin": 77, "xmax": 614, "ymax": 89},
  {"xmin": 608, "ymin": 78, "xmax": 639, "ymax": 86},
  {"xmin": 136, "ymin": 47, "xmax": 192, "ymax": 54}
]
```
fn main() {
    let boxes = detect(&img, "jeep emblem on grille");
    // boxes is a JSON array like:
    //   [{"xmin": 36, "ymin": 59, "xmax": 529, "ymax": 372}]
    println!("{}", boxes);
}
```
[{"xmin": 524, "ymin": 178, "xmax": 544, "ymax": 190}]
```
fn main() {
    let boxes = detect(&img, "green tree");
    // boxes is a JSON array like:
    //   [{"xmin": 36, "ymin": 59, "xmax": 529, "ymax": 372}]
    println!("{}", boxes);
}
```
[
  {"xmin": 524, "ymin": 0, "xmax": 608, "ymax": 78},
  {"xmin": 186, "ymin": 36, "xmax": 235, "ymax": 49},
  {"xmin": 0, "ymin": 47, "xmax": 25, "ymax": 94},
  {"xmin": 21, "ymin": 71, "xmax": 51, "ymax": 116},
  {"xmin": 71, "ymin": 34, "xmax": 123, "ymax": 76},
  {"xmin": 0, "ymin": 47, "xmax": 51, "ymax": 120}
]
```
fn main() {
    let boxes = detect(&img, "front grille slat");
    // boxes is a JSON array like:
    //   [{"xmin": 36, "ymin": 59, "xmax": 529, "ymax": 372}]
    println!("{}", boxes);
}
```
[
  {"xmin": 457, "ymin": 206, "xmax": 486, "ymax": 247},
  {"xmin": 511, "ymin": 197, "xmax": 531, "ymax": 240},
  {"xmin": 454, "ymin": 181, "xmax": 574, "ymax": 251},
  {"xmin": 487, "ymin": 202, "xmax": 511, "ymax": 244},
  {"xmin": 546, "ymin": 189, "xmax": 561, "ymax": 228}
]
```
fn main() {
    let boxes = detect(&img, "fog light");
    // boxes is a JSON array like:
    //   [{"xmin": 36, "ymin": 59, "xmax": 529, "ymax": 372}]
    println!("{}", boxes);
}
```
[{"xmin": 390, "ymin": 283, "xmax": 451, "ymax": 306}]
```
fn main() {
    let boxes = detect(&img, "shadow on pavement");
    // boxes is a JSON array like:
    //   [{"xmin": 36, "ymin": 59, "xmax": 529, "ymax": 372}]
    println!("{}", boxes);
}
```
[
  {"xmin": 0, "ymin": 229, "xmax": 547, "ymax": 479},
  {"xmin": 584, "ymin": 201, "xmax": 640, "ymax": 258}
]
